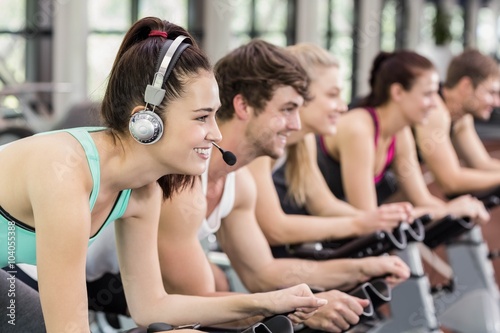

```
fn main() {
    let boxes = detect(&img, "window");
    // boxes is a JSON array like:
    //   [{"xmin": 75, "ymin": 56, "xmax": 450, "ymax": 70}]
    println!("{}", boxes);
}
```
[
  {"xmin": 380, "ymin": 0, "xmax": 398, "ymax": 51},
  {"xmin": 421, "ymin": 1, "xmax": 463, "ymax": 54},
  {"xmin": 230, "ymin": 0, "xmax": 294, "ymax": 49},
  {"xmin": 476, "ymin": 6, "xmax": 497, "ymax": 56},
  {"xmin": 138, "ymin": 0, "xmax": 188, "ymax": 25},
  {"xmin": 448, "ymin": 3, "xmax": 464, "ymax": 54},
  {"xmin": 0, "ymin": 0, "xmax": 27, "ymax": 87},
  {"xmin": 87, "ymin": 0, "xmax": 130, "ymax": 100},
  {"xmin": 87, "ymin": 0, "xmax": 189, "ymax": 100},
  {"xmin": 319, "ymin": 0, "xmax": 354, "ymax": 103}
]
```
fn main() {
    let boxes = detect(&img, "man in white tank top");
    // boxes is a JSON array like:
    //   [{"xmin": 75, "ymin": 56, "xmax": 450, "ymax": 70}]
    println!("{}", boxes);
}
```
[{"xmin": 157, "ymin": 40, "xmax": 410, "ymax": 332}]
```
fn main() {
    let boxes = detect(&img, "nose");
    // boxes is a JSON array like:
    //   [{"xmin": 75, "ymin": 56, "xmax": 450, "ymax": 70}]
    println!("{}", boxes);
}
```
[
  {"xmin": 493, "ymin": 92, "xmax": 500, "ymax": 108},
  {"xmin": 429, "ymin": 94, "xmax": 439, "ymax": 109},
  {"xmin": 288, "ymin": 110, "xmax": 301, "ymax": 131},
  {"xmin": 338, "ymin": 99, "xmax": 348, "ymax": 114},
  {"xmin": 207, "ymin": 121, "xmax": 222, "ymax": 143}
]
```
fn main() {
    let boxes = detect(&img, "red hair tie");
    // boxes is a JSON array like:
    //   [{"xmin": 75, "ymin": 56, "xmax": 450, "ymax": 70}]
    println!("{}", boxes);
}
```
[{"xmin": 149, "ymin": 30, "xmax": 167, "ymax": 38}]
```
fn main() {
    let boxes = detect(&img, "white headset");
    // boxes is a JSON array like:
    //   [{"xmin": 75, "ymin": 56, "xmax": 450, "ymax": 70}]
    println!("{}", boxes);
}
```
[{"xmin": 129, "ymin": 35, "xmax": 191, "ymax": 144}]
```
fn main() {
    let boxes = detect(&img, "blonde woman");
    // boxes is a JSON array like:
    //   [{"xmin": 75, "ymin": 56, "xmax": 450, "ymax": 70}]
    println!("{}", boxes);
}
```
[{"xmin": 247, "ymin": 43, "xmax": 413, "ymax": 262}]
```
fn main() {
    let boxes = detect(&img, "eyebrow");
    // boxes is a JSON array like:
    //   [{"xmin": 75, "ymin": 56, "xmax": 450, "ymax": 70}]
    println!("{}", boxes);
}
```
[
  {"xmin": 193, "ymin": 107, "xmax": 220, "ymax": 112},
  {"xmin": 282, "ymin": 101, "xmax": 300, "ymax": 108}
]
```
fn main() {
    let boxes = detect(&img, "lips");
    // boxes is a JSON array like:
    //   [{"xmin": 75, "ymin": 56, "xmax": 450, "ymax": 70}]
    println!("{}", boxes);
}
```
[
  {"xmin": 328, "ymin": 114, "xmax": 339, "ymax": 123},
  {"xmin": 194, "ymin": 147, "xmax": 211, "ymax": 156}
]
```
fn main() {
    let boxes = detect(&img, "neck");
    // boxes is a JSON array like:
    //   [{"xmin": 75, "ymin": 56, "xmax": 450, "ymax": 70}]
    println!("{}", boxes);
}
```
[
  {"xmin": 208, "ymin": 120, "xmax": 258, "ymax": 182},
  {"xmin": 287, "ymin": 127, "xmax": 308, "ymax": 146},
  {"xmin": 96, "ymin": 131, "xmax": 176, "ymax": 192},
  {"xmin": 374, "ymin": 104, "xmax": 408, "ymax": 138},
  {"xmin": 442, "ymin": 87, "xmax": 465, "ymax": 121}
]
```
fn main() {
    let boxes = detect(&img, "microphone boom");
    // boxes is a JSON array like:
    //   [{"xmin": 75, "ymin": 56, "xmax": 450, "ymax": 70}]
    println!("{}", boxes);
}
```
[{"xmin": 212, "ymin": 142, "xmax": 237, "ymax": 166}]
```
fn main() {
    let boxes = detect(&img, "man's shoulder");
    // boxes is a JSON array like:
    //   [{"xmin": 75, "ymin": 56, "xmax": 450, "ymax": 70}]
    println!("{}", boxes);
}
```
[
  {"xmin": 234, "ymin": 167, "xmax": 255, "ymax": 186},
  {"xmin": 232, "ymin": 167, "xmax": 257, "ymax": 208},
  {"xmin": 419, "ymin": 98, "xmax": 450, "ymax": 133},
  {"xmin": 454, "ymin": 113, "xmax": 474, "ymax": 127}
]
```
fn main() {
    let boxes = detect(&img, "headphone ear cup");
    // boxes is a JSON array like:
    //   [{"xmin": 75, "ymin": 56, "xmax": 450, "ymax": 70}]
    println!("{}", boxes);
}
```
[{"xmin": 129, "ymin": 110, "xmax": 164, "ymax": 144}]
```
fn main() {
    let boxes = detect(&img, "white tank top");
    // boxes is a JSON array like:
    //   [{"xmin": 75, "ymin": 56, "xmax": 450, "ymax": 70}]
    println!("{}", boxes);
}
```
[{"xmin": 197, "ymin": 169, "xmax": 236, "ymax": 240}]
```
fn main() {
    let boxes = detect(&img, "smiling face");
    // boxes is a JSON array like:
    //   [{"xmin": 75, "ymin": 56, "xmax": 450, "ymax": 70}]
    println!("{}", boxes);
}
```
[
  {"xmin": 159, "ymin": 70, "xmax": 222, "ymax": 175},
  {"xmin": 300, "ymin": 65, "xmax": 346, "ymax": 135},
  {"xmin": 245, "ymin": 85, "xmax": 304, "ymax": 159},
  {"xmin": 397, "ymin": 69, "xmax": 440, "ymax": 125},
  {"xmin": 463, "ymin": 75, "xmax": 500, "ymax": 120}
]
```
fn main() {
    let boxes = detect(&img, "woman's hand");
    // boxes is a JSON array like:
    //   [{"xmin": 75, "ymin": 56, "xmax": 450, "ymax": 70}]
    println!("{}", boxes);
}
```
[
  {"xmin": 356, "ymin": 202, "xmax": 415, "ymax": 234},
  {"xmin": 262, "ymin": 283, "xmax": 328, "ymax": 324},
  {"xmin": 359, "ymin": 255, "xmax": 410, "ymax": 286},
  {"xmin": 446, "ymin": 195, "xmax": 490, "ymax": 225},
  {"xmin": 303, "ymin": 290, "xmax": 368, "ymax": 332}
]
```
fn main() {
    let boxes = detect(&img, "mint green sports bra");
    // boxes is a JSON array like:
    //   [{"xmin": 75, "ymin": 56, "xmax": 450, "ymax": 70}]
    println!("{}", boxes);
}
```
[{"xmin": 0, "ymin": 127, "xmax": 132, "ymax": 267}]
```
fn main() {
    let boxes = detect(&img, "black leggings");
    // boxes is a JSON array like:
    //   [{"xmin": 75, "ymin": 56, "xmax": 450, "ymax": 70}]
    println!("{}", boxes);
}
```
[
  {"xmin": 0, "ymin": 267, "xmax": 46, "ymax": 332},
  {"xmin": 13, "ymin": 264, "xmax": 128, "ymax": 315}
]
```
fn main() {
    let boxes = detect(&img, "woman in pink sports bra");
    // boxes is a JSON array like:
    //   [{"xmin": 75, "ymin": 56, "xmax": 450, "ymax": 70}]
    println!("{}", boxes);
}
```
[
  {"xmin": 247, "ymin": 44, "xmax": 416, "ymax": 250},
  {"xmin": 318, "ymin": 50, "xmax": 489, "ymax": 223}
]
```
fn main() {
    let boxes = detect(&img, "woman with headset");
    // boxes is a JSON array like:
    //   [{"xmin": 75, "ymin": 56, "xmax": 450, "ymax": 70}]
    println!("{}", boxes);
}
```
[{"xmin": 0, "ymin": 17, "xmax": 326, "ymax": 332}]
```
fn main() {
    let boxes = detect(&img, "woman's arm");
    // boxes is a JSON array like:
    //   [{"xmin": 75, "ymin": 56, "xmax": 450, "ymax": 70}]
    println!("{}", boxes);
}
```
[
  {"xmin": 218, "ymin": 168, "xmax": 410, "ymax": 292},
  {"xmin": 115, "ymin": 183, "xmax": 326, "ymax": 327},
  {"xmin": 392, "ymin": 127, "xmax": 445, "ymax": 211},
  {"xmin": 325, "ymin": 114, "xmax": 414, "ymax": 229},
  {"xmin": 247, "ymin": 157, "xmax": 369, "ymax": 245},
  {"xmin": 302, "ymin": 133, "xmax": 361, "ymax": 217},
  {"xmin": 248, "ymin": 127, "xmax": 410, "ymax": 245},
  {"xmin": 29, "ymin": 146, "xmax": 95, "ymax": 332},
  {"xmin": 334, "ymin": 111, "xmax": 380, "ymax": 210}
]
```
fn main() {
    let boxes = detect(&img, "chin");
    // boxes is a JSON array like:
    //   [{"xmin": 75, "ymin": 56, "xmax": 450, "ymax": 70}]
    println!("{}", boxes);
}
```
[
  {"xmin": 193, "ymin": 164, "xmax": 208, "ymax": 175},
  {"xmin": 471, "ymin": 111, "xmax": 490, "ymax": 121},
  {"xmin": 419, "ymin": 118, "xmax": 429, "ymax": 125},
  {"xmin": 268, "ymin": 147, "xmax": 285, "ymax": 160},
  {"xmin": 320, "ymin": 125, "xmax": 337, "ymax": 135},
  {"xmin": 177, "ymin": 164, "xmax": 207, "ymax": 176},
  {"xmin": 469, "ymin": 108, "xmax": 491, "ymax": 121},
  {"xmin": 420, "ymin": 114, "xmax": 430, "ymax": 124},
  {"xmin": 481, "ymin": 110, "xmax": 493, "ymax": 121}
]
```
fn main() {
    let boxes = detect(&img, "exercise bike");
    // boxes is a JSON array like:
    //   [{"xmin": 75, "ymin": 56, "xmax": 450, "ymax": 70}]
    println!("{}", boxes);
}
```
[{"xmin": 288, "ymin": 215, "xmax": 440, "ymax": 332}]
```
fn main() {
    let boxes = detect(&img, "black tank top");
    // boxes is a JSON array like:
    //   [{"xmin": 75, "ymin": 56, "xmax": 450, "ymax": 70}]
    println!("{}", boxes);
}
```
[
  {"xmin": 316, "ymin": 107, "xmax": 398, "ymax": 205},
  {"xmin": 271, "ymin": 158, "xmax": 310, "ymax": 258}
]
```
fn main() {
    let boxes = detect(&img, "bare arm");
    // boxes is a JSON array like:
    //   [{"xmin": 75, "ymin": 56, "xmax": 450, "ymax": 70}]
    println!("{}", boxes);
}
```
[
  {"xmin": 218, "ymin": 168, "xmax": 410, "ymax": 292},
  {"xmin": 415, "ymin": 99, "xmax": 500, "ymax": 195},
  {"xmin": 321, "ymin": 113, "xmax": 414, "ymax": 229},
  {"xmin": 32, "ymin": 152, "xmax": 94, "ymax": 332},
  {"xmin": 247, "ymin": 156, "xmax": 368, "ymax": 245},
  {"xmin": 392, "ymin": 127, "xmax": 445, "ymax": 213},
  {"xmin": 302, "ymin": 134, "xmax": 361, "ymax": 217},
  {"xmin": 118, "ymin": 183, "xmax": 326, "ymax": 327},
  {"xmin": 335, "ymin": 111, "xmax": 381, "ymax": 210},
  {"xmin": 394, "ymin": 127, "xmax": 490, "ymax": 224},
  {"xmin": 452, "ymin": 114, "xmax": 500, "ymax": 170},
  {"xmin": 157, "ymin": 174, "xmax": 372, "ymax": 331},
  {"xmin": 158, "ymin": 178, "xmax": 219, "ymax": 296}
]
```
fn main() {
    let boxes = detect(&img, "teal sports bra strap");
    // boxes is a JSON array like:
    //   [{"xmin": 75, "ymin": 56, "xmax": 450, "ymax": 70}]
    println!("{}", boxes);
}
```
[{"xmin": 63, "ymin": 128, "xmax": 103, "ymax": 210}]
